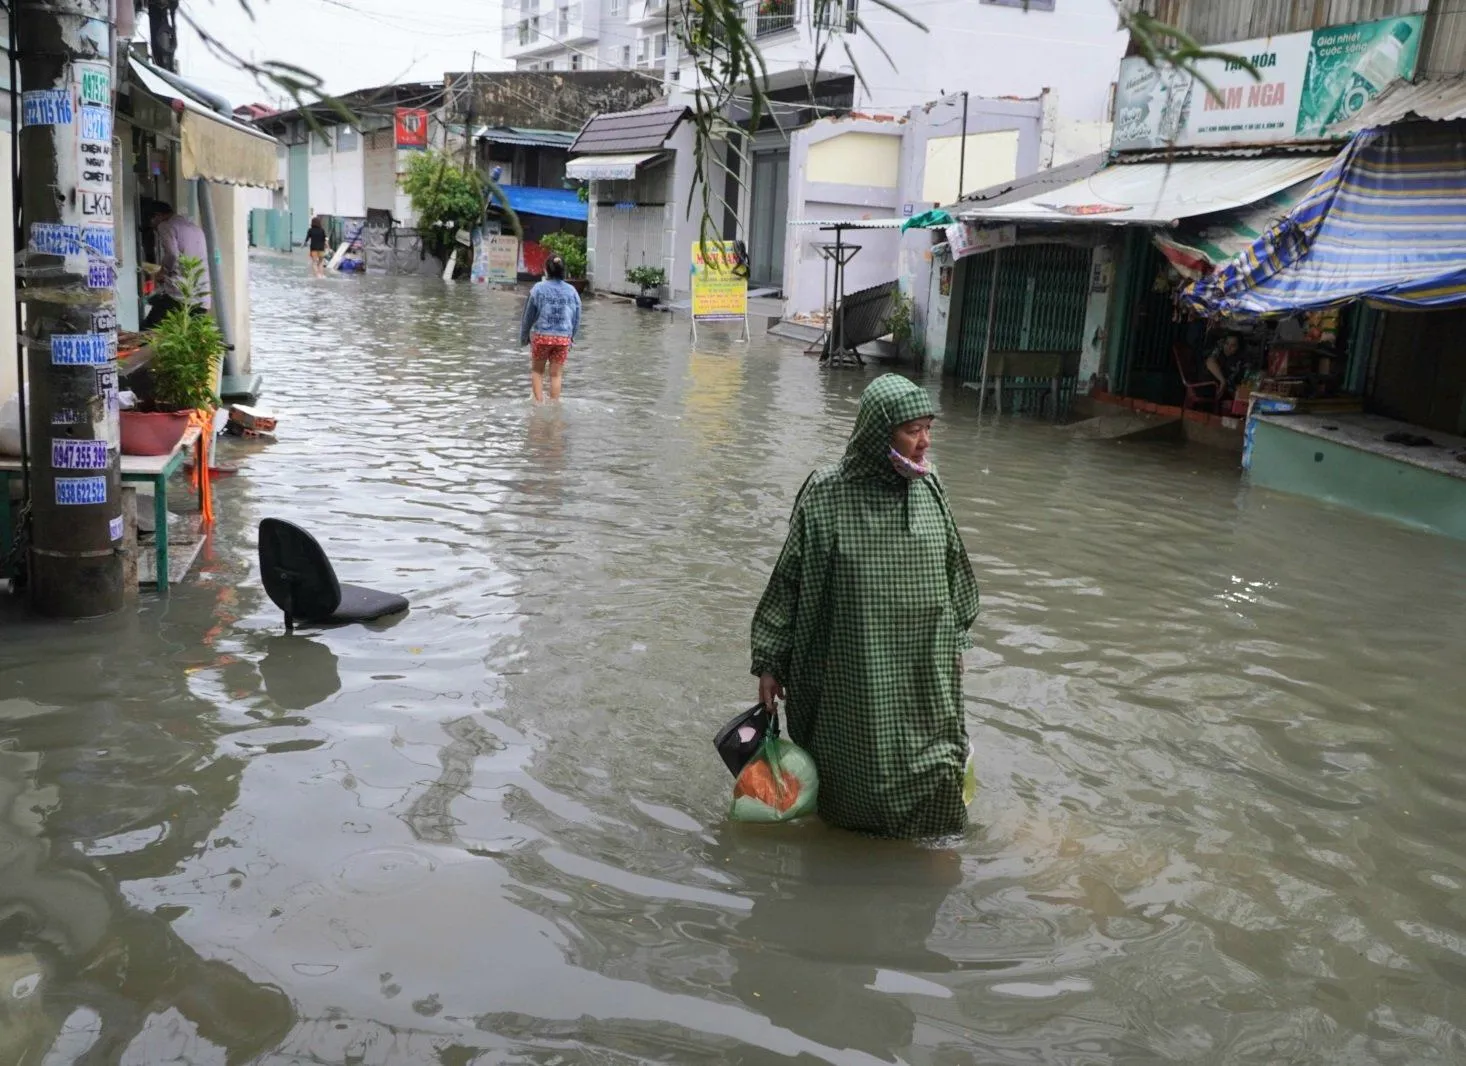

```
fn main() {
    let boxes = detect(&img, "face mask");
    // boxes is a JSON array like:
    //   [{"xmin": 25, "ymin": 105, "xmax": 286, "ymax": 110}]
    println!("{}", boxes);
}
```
[{"xmin": 889, "ymin": 447, "xmax": 929, "ymax": 480}]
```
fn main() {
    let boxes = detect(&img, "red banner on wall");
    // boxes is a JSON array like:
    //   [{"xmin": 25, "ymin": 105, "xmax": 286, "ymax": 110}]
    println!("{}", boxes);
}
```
[{"xmin": 394, "ymin": 108, "xmax": 429, "ymax": 150}]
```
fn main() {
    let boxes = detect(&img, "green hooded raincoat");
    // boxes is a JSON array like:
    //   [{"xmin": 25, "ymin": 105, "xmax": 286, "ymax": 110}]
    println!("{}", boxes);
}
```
[{"xmin": 751, "ymin": 375, "xmax": 981, "ymax": 838}]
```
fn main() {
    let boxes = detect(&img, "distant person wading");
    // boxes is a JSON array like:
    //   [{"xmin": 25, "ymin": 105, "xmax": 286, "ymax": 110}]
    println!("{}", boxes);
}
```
[
  {"xmin": 307, "ymin": 216, "xmax": 329, "ymax": 278},
  {"xmin": 519, "ymin": 254, "xmax": 582, "ymax": 403}
]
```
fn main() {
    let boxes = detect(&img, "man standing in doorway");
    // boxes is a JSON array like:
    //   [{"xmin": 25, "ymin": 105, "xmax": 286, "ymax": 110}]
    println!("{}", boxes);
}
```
[{"xmin": 142, "ymin": 199, "xmax": 211, "ymax": 329}]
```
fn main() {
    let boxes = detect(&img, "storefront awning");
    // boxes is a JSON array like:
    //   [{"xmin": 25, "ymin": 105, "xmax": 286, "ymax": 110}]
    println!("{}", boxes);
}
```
[
  {"xmin": 565, "ymin": 152, "xmax": 664, "ymax": 181},
  {"xmin": 1183, "ymin": 123, "xmax": 1466, "ymax": 316},
  {"xmin": 958, "ymin": 156, "xmax": 1334, "ymax": 227},
  {"xmin": 1152, "ymin": 176, "xmax": 1322, "ymax": 280},
  {"xmin": 129, "ymin": 59, "xmax": 281, "ymax": 188},
  {"xmin": 490, "ymin": 184, "xmax": 587, "ymax": 223}
]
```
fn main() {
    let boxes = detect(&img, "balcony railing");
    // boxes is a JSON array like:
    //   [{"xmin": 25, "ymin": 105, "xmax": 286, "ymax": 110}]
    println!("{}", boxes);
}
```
[
  {"xmin": 812, "ymin": 0, "xmax": 857, "ymax": 32},
  {"xmin": 749, "ymin": 0, "xmax": 796, "ymax": 37}
]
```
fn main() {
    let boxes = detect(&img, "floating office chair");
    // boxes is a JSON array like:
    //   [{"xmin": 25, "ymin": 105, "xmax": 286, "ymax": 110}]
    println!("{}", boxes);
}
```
[{"xmin": 258, "ymin": 518, "xmax": 409, "ymax": 632}]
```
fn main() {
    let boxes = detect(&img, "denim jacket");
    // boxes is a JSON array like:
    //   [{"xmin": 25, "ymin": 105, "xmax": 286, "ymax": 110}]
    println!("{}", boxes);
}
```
[{"xmin": 520, "ymin": 279, "xmax": 581, "ymax": 344}]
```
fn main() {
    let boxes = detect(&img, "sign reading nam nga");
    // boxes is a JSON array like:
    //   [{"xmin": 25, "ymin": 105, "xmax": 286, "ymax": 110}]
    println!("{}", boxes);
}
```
[{"xmin": 1112, "ymin": 14, "xmax": 1423, "ymax": 151}]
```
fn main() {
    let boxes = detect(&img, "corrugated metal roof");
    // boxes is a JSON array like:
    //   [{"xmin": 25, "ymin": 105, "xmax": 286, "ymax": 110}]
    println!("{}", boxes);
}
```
[
  {"xmin": 570, "ymin": 106, "xmax": 688, "ymax": 155},
  {"xmin": 789, "ymin": 217, "xmax": 906, "ymax": 230},
  {"xmin": 958, "ymin": 155, "xmax": 1335, "ymax": 227},
  {"xmin": 474, "ymin": 126, "xmax": 577, "ymax": 148},
  {"xmin": 946, "ymin": 153, "xmax": 1108, "ymax": 212},
  {"xmin": 1332, "ymin": 75, "xmax": 1466, "ymax": 135}
]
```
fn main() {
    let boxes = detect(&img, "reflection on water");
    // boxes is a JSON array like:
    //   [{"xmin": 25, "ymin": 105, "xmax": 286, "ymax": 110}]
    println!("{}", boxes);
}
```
[{"xmin": 2, "ymin": 256, "xmax": 1466, "ymax": 1062}]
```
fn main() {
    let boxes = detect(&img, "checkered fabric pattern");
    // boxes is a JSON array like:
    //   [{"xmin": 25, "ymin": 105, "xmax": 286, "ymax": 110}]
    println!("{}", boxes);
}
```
[{"xmin": 751, "ymin": 375, "xmax": 981, "ymax": 838}]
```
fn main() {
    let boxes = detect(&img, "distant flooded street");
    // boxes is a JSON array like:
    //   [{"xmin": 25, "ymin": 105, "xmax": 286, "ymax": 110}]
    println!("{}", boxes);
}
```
[{"xmin": 3, "ymin": 255, "xmax": 1466, "ymax": 1064}]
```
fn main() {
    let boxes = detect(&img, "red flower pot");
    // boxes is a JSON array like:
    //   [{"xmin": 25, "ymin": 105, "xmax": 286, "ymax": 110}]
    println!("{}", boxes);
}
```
[{"xmin": 121, "ymin": 410, "xmax": 191, "ymax": 456}]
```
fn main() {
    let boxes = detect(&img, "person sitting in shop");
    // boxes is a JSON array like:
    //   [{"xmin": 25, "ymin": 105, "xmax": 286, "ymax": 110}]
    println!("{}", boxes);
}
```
[
  {"xmin": 142, "ymin": 199, "xmax": 211, "ymax": 329},
  {"xmin": 1202, "ymin": 333, "xmax": 1245, "ymax": 391}
]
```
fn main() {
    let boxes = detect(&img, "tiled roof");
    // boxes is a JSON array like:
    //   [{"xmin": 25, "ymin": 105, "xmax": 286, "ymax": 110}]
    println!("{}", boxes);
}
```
[{"xmin": 570, "ymin": 106, "xmax": 688, "ymax": 155}]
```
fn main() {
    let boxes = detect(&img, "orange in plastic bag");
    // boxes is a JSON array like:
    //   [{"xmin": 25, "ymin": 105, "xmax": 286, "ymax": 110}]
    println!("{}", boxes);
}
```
[{"xmin": 728, "ymin": 733, "xmax": 818, "ymax": 823}]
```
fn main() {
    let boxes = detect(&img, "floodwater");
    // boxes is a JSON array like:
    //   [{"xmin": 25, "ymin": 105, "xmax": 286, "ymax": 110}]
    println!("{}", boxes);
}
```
[{"xmin": 3, "ymin": 256, "xmax": 1466, "ymax": 1065}]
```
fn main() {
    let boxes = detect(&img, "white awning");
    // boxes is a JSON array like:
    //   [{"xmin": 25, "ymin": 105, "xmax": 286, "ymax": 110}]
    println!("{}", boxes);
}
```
[
  {"xmin": 129, "ymin": 59, "xmax": 281, "ymax": 188},
  {"xmin": 565, "ymin": 152, "xmax": 665, "ymax": 181},
  {"xmin": 958, "ymin": 156, "xmax": 1335, "ymax": 227}
]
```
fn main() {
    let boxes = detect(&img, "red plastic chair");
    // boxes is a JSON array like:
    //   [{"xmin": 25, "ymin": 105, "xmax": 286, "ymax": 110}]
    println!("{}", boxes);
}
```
[{"xmin": 1173, "ymin": 343, "xmax": 1223, "ymax": 413}]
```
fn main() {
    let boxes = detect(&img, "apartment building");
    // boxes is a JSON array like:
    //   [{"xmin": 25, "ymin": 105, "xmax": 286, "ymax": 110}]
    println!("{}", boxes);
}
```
[{"xmin": 500, "ymin": 0, "xmax": 678, "ymax": 78}]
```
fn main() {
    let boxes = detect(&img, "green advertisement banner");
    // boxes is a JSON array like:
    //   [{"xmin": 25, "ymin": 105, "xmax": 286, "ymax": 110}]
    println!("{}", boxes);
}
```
[{"xmin": 1112, "ymin": 14, "xmax": 1424, "ymax": 151}]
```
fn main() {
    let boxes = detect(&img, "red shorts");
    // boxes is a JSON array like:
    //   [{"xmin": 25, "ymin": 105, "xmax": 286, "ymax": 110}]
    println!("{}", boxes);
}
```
[{"xmin": 531, "ymin": 334, "xmax": 571, "ymax": 365}]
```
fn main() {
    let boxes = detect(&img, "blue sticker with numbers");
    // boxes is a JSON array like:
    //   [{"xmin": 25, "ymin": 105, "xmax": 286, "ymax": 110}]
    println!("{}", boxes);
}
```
[
  {"xmin": 30, "ymin": 223, "xmax": 82, "ymax": 256},
  {"xmin": 55, "ymin": 476, "xmax": 107, "ymax": 506},
  {"xmin": 51, "ymin": 333, "xmax": 113, "ymax": 365},
  {"xmin": 52, "ymin": 439, "xmax": 109, "ymax": 470},
  {"xmin": 22, "ymin": 89, "xmax": 73, "ymax": 127}
]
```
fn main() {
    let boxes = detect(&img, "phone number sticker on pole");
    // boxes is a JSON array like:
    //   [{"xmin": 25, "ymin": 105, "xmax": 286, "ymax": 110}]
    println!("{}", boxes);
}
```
[
  {"xmin": 52, "ymin": 439, "xmax": 109, "ymax": 470},
  {"xmin": 21, "ymin": 88, "xmax": 73, "ymax": 126},
  {"xmin": 29, "ymin": 223, "xmax": 82, "ymax": 256},
  {"xmin": 55, "ymin": 477, "xmax": 108, "ymax": 506},
  {"xmin": 51, "ymin": 333, "xmax": 115, "ymax": 365}
]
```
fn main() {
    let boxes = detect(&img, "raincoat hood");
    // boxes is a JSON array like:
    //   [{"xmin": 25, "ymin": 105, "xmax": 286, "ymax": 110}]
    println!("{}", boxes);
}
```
[{"xmin": 840, "ymin": 374, "xmax": 937, "ymax": 482}]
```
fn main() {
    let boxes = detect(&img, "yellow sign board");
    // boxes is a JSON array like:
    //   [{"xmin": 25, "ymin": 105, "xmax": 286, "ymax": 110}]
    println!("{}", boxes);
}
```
[{"xmin": 690, "ymin": 240, "xmax": 748, "ymax": 321}]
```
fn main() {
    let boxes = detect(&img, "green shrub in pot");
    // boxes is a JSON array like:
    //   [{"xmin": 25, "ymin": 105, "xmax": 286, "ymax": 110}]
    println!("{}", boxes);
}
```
[{"xmin": 147, "ymin": 255, "xmax": 223, "ymax": 412}]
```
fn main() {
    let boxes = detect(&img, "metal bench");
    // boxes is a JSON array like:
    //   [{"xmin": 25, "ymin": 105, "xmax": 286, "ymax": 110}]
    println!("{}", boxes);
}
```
[{"xmin": 965, "ymin": 349, "xmax": 1082, "ymax": 419}]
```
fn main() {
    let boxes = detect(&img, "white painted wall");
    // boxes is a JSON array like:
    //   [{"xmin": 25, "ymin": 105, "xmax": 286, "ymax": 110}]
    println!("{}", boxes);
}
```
[{"xmin": 307, "ymin": 126, "xmax": 367, "ymax": 218}]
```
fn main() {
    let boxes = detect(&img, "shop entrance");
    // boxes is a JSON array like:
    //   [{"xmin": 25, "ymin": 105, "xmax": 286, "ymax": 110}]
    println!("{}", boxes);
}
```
[{"xmin": 951, "ymin": 242, "xmax": 1090, "ymax": 383}]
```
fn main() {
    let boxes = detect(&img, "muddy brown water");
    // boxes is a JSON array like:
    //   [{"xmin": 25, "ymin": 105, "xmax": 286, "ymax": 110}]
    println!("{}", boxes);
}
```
[{"xmin": 2, "ymin": 256, "xmax": 1465, "ymax": 1064}]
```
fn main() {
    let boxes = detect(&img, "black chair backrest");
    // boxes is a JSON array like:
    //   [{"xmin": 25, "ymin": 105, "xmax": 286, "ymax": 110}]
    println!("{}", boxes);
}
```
[{"xmin": 259, "ymin": 519, "xmax": 342, "ymax": 624}]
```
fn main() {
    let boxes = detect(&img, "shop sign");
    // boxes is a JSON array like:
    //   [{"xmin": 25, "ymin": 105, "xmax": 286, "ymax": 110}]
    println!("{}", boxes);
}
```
[
  {"xmin": 945, "ymin": 222, "xmax": 1016, "ymax": 260},
  {"xmin": 487, "ymin": 235, "xmax": 519, "ymax": 283},
  {"xmin": 690, "ymin": 240, "xmax": 747, "ymax": 321},
  {"xmin": 1112, "ymin": 13, "xmax": 1423, "ymax": 151},
  {"xmin": 394, "ymin": 108, "xmax": 429, "ymax": 150},
  {"xmin": 54, "ymin": 476, "xmax": 107, "ymax": 506}
]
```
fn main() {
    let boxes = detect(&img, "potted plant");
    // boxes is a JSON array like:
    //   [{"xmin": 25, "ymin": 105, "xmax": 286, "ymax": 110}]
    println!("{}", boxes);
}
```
[
  {"xmin": 883, "ymin": 289, "xmax": 915, "ymax": 360},
  {"xmin": 123, "ymin": 255, "xmax": 223, "ymax": 456},
  {"xmin": 626, "ymin": 265, "xmax": 666, "ymax": 309},
  {"xmin": 539, "ymin": 231, "xmax": 588, "ymax": 292}
]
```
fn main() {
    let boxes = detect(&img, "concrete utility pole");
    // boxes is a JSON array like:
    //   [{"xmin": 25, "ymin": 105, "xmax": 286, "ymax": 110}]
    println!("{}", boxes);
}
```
[{"xmin": 15, "ymin": 0, "xmax": 126, "ymax": 617}]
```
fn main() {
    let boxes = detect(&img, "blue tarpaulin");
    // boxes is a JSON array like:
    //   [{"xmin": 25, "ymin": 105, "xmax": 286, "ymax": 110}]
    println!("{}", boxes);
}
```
[
  {"xmin": 1183, "ymin": 122, "xmax": 1466, "ymax": 317},
  {"xmin": 491, "ymin": 184, "xmax": 587, "ymax": 223}
]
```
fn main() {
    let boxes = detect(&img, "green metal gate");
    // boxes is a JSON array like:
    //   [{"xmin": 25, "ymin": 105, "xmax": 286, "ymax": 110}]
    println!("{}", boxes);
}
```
[{"xmin": 951, "ymin": 242, "xmax": 1091, "ymax": 383}]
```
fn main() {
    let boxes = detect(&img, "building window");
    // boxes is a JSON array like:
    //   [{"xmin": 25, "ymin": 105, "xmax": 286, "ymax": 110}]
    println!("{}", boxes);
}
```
[
  {"xmin": 336, "ymin": 126, "xmax": 359, "ymax": 152},
  {"xmin": 311, "ymin": 130, "xmax": 329, "ymax": 154},
  {"xmin": 654, "ymin": 32, "xmax": 666, "ymax": 59},
  {"xmin": 637, "ymin": 37, "xmax": 650, "ymax": 65},
  {"xmin": 571, "ymin": 53, "xmax": 582, "ymax": 70},
  {"xmin": 558, "ymin": 6, "xmax": 569, "ymax": 34},
  {"xmin": 622, "ymin": 44, "xmax": 632, "ymax": 67},
  {"xmin": 981, "ymin": 0, "xmax": 1054, "ymax": 8},
  {"xmin": 610, "ymin": 0, "xmax": 621, "ymax": 13}
]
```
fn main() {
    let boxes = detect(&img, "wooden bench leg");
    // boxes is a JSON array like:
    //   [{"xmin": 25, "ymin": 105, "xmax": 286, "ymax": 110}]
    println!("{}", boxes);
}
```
[{"xmin": 155, "ymin": 475, "xmax": 169, "ymax": 594}]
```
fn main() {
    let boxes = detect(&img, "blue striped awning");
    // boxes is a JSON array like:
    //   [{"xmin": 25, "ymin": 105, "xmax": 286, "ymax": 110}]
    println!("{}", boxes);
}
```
[{"xmin": 1182, "ymin": 123, "xmax": 1466, "ymax": 316}]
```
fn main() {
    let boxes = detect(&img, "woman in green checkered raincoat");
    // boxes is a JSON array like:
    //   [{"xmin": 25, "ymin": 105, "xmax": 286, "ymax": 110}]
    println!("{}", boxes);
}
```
[{"xmin": 752, "ymin": 374, "xmax": 980, "ymax": 838}]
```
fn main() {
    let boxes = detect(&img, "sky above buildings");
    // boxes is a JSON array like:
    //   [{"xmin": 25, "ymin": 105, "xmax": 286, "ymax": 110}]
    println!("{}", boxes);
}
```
[{"xmin": 174, "ymin": 0, "xmax": 508, "ymax": 108}]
